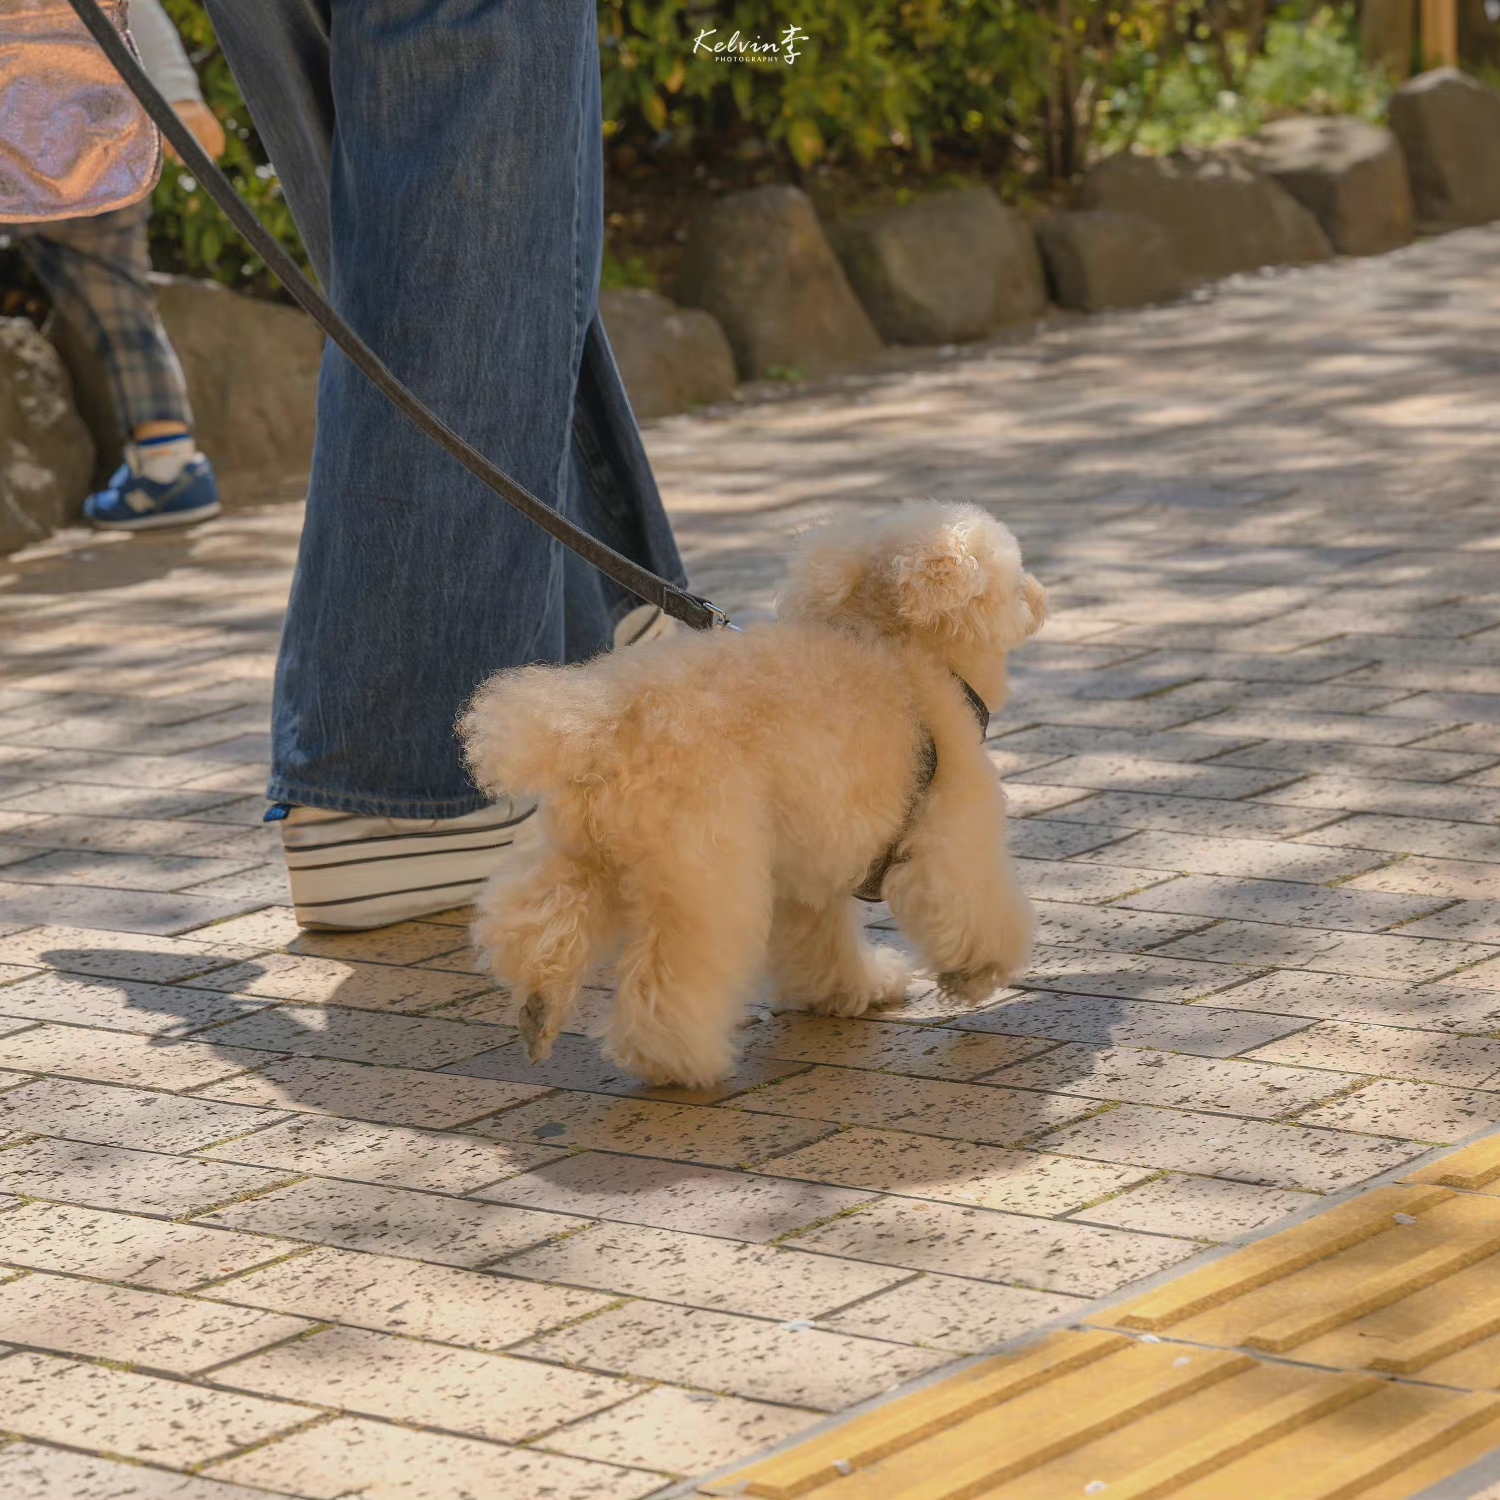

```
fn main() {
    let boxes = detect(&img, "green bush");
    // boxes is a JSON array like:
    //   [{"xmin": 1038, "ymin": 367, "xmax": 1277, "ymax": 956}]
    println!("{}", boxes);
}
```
[
  {"xmin": 1098, "ymin": 4, "xmax": 1391, "ymax": 155},
  {"xmin": 150, "ymin": 1, "xmax": 1389, "ymax": 296}
]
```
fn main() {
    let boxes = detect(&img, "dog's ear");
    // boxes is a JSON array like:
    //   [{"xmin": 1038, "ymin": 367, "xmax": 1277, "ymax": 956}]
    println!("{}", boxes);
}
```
[
  {"xmin": 778, "ymin": 528, "xmax": 871, "ymax": 623},
  {"xmin": 888, "ymin": 523, "xmax": 991, "ymax": 633}
]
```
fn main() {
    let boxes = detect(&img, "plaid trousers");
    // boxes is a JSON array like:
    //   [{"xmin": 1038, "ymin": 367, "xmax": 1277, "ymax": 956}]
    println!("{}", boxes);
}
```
[{"xmin": 16, "ymin": 200, "xmax": 193, "ymax": 432}]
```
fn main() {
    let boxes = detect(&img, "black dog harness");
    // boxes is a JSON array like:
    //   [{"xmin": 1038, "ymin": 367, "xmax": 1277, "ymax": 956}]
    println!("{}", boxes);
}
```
[{"xmin": 852, "ymin": 677, "xmax": 991, "ymax": 903}]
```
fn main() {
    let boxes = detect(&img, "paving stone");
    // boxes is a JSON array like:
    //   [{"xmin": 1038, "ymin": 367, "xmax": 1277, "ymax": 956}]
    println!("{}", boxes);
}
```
[
  {"xmin": 201, "ymin": 1005, "xmax": 501, "ymax": 1069},
  {"xmin": 445, "ymin": 1028, "xmax": 805, "ymax": 1104},
  {"xmin": 1155, "ymin": 919, "xmax": 1494, "ymax": 980},
  {"xmin": 1262, "ymin": 774, "xmax": 1500, "ymax": 823},
  {"xmin": 1012, "ymin": 754, "xmax": 1294, "ymax": 799},
  {"xmin": 202, "ymin": 1113, "xmax": 556, "ymax": 1193},
  {"xmin": 209, "ymin": 1412, "xmax": 662, "ymax": 1499},
  {"xmin": 501, "ymin": 1219, "xmax": 906, "ymax": 1318},
  {"xmin": 1041, "ymin": 790, "xmax": 1341, "ymax": 837},
  {"xmin": 0, "ymin": 881, "xmax": 259, "ymax": 936},
  {"xmin": 1120, "ymin": 872, "xmax": 1446, "ymax": 933},
  {"xmin": 0, "ymin": 1024, "xmax": 276, "ymax": 1090},
  {"xmin": 0, "ymin": 1349, "xmax": 310, "ymax": 1466},
  {"xmin": 194, "ymin": 954, "xmax": 493, "ymax": 1012},
  {"xmin": 546, "ymin": 1385, "xmax": 821, "ymax": 1478},
  {"xmin": 788, "ymin": 1195, "xmax": 1195, "ymax": 1295},
  {"xmin": 194, "ymin": 1055, "xmax": 545, "ymax": 1127},
  {"xmin": 0, "ymin": 1076, "xmax": 281, "ymax": 1152},
  {"xmin": 0, "ymin": 971, "xmax": 268, "ymax": 1036},
  {"xmin": 1031, "ymin": 901, "xmax": 1212, "ymax": 952},
  {"xmin": 989, "ymin": 1042, "xmax": 1350, "ymax": 1118},
  {"xmin": 1202, "ymin": 970, "xmax": 1500, "ymax": 1032},
  {"xmin": 743, "ymin": 1015, "xmax": 1052, "ymax": 1081},
  {"xmin": 1031, "ymin": 1101, "xmax": 1422, "ymax": 1191},
  {"xmin": 734, "ymin": 1065, "xmax": 1098, "ymax": 1146},
  {"xmin": 0, "ymin": 1137, "xmax": 291, "ymax": 1216},
  {"xmin": 0, "ymin": 1201, "xmax": 292, "ymax": 1289},
  {"xmin": 1296, "ymin": 1076, "xmax": 1500, "ymax": 1143},
  {"xmin": 0, "ymin": 1442, "xmax": 290, "ymax": 1500},
  {"xmin": 1077, "ymin": 829, "xmax": 1389, "ymax": 883},
  {"xmin": 475, "ymin": 1151, "xmax": 873, "ymax": 1241},
  {"xmin": 762, "ymin": 1127, "xmax": 1147, "ymax": 1214},
  {"xmin": 1398, "ymin": 901, "xmax": 1500, "ymax": 945},
  {"xmin": 0, "ymin": 783, "xmax": 242, "ymax": 819},
  {"xmin": 196, "ymin": 1177, "xmax": 583, "ymax": 1266},
  {"xmin": 0, "ymin": 1271, "xmax": 312, "ymax": 1374},
  {"xmin": 1184, "ymin": 707, "xmax": 1437, "ymax": 746},
  {"xmin": 0, "ymin": 923, "xmax": 258, "ymax": 981},
  {"xmin": 0, "ymin": 848, "xmax": 258, "ymax": 893},
  {"xmin": 953, "ymin": 992, "xmax": 1308, "ymax": 1056},
  {"xmin": 1069, "ymin": 1171, "xmax": 1317, "ymax": 1238},
  {"xmin": 1018, "ymin": 945, "xmax": 1254, "ymax": 1002},
  {"xmin": 519, "ymin": 1300, "xmax": 947, "ymax": 1410},
  {"xmin": 215, "ymin": 1324, "xmax": 638, "ymax": 1442},
  {"xmin": 818, "ymin": 1271, "xmax": 1087, "ymax": 1353},
  {"xmin": 1452, "ymin": 955, "xmax": 1500, "ymax": 991},
  {"xmin": 1006, "ymin": 817, "xmax": 1129, "ymax": 860},
  {"xmin": 1249, "ymin": 1018, "xmax": 1500, "ymax": 1089},
  {"xmin": 207, "ymin": 1244, "xmax": 612, "ymax": 1348},
  {"xmin": 1212, "ymin": 738, "xmax": 1498, "ymax": 783},
  {"xmin": 1010, "ymin": 857, "xmax": 1175, "ymax": 904},
  {"xmin": 471, "ymin": 1091, "xmax": 829, "ymax": 1167},
  {"xmin": 1348, "ymin": 856, "xmax": 1500, "ymax": 900},
  {"xmin": 1297, "ymin": 813, "xmax": 1500, "ymax": 861}
]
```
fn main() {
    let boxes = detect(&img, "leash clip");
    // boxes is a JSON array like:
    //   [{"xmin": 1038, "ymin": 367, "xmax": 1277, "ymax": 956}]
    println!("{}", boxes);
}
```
[{"xmin": 680, "ymin": 592, "xmax": 741, "ymax": 632}]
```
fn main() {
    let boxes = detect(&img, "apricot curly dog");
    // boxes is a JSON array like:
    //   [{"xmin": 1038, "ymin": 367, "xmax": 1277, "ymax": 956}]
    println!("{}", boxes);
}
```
[{"xmin": 461, "ymin": 501, "xmax": 1047, "ymax": 1088}]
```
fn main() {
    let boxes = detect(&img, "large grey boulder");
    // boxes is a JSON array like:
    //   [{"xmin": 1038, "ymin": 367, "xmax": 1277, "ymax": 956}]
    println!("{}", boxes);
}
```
[
  {"xmin": 828, "ymin": 189, "xmax": 1047, "ymax": 344},
  {"xmin": 1033, "ymin": 210, "xmax": 1186, "ymax": 312},
  {"xmin": 600, "ymin": 289, "xmax": 736, "ymax": 419},
  {"xmin": 53, "ymin": 276, "xmax": 322, "ymax": 505},
  {"xmin": 1236, "ymin": 116, "xmax": 1413, "ymax": 256},
  {"xmin": 0, "ymin": 317, "xmax": 94, "ymax": 555},
  {"xmin": 675, "ymin": 185, "xmax": 881, "ymax": 379},
  {"xmin": 1078, "ymin": 149, "xmax": 1333, "ymax": 282},
  {"xmin": 1388, "ymin": 68, "xmax": 1500, "ymax": 231}
]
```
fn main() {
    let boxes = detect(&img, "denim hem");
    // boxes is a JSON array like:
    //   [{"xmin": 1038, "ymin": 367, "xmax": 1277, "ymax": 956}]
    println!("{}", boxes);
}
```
[{"xmin": 264, "ymin": 780, "xmax": 492, "ymax": 820}]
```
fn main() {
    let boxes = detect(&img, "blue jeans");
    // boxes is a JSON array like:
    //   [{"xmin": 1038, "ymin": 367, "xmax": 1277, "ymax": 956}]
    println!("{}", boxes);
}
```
[{"xmin": 202, "ymin": 0, "xmax": 685, "ymax": 817}]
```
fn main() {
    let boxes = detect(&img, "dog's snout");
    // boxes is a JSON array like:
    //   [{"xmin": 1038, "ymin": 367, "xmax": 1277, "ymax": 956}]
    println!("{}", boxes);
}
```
[{"xmin": 1022, "ymin": 573, "xmax": 1048, "ymax": 633}]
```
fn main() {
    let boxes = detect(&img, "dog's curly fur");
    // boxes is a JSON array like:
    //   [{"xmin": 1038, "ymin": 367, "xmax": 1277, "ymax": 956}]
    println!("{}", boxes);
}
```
[{"xmin": 460, "ymin": 501, "xmax": 1047, "ymax": 1088}]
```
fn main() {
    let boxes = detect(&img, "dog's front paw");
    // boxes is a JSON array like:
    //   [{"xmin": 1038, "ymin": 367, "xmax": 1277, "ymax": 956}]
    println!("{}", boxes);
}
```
[{"xmin": 937, "ymin": 963, "xmax": 1014, "ymax": 1004}]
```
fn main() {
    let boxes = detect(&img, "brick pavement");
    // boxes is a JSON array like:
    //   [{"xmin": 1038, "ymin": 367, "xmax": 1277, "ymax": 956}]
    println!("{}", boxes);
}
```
[{"xmin": 0, "ymin": 226, "xmax": 1497, "ymax": 1498}]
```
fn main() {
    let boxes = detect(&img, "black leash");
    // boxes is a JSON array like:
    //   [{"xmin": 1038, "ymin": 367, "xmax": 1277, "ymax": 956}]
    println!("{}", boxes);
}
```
[{"xmin": 65, "ymin": 0, "xmax": 727, "ymax": 633}]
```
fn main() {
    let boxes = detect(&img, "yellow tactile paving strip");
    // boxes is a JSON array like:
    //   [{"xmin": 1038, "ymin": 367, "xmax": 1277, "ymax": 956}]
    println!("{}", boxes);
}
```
[{"xmin": 703, "ymin": 1138, "xmax": 1500, "ymax": 1500}]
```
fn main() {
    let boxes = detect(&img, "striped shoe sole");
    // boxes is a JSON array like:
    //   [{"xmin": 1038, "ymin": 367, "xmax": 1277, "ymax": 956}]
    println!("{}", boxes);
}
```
[{"xmin": 281, "ymin": 804, "xmax": 536, "ymax": 930}]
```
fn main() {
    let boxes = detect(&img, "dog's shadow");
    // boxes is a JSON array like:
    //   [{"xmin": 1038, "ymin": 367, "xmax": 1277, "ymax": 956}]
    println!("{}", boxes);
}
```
[{"xmin": 6, "ymin": 939, "xmax": 1105, "ymax": 1213}]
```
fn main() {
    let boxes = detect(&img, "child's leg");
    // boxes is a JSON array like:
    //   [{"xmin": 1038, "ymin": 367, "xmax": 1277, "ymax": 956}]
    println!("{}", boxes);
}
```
[{"xmin": 19, "ymin": 203, "xmax": 194, "ymax": 445}]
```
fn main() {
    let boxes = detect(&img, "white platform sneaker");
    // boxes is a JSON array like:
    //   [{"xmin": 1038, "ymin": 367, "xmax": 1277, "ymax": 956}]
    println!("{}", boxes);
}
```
[{"xmin": 275, "ymin": 799, "xmax": 538, "ymax": 930}]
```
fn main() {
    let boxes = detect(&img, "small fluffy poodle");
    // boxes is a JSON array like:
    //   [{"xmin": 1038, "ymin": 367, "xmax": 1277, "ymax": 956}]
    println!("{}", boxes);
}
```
[{"xmin": 461, "ymin": 501, "xmax": 1047, "ymax": 1088}]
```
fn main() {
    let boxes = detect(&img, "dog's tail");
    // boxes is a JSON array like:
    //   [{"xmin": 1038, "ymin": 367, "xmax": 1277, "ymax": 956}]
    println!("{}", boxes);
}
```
[{"xmin": 460, "ymin": 664, "xmax": 618, "ymax": 803}]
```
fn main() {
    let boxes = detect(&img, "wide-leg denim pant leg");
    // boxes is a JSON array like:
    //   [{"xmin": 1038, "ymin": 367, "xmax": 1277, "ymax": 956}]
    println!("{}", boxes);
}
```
[{"xmin": 201, "ymin": 0, "xmax": 686, "ymax": 817}]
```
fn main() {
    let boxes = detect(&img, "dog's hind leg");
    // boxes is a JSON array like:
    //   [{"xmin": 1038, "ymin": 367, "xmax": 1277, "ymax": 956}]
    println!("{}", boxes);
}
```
[
  {"xmin": 471, "ymin": 848, "xmax": 614, "ymax": 1064},
  {"xmin": 603, "ymin": 834, "xmax": 773, "ymax": 1089},
  {"xmin": 768, "ymin": 895, "xmax": 910, "ymax": 1017}
]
